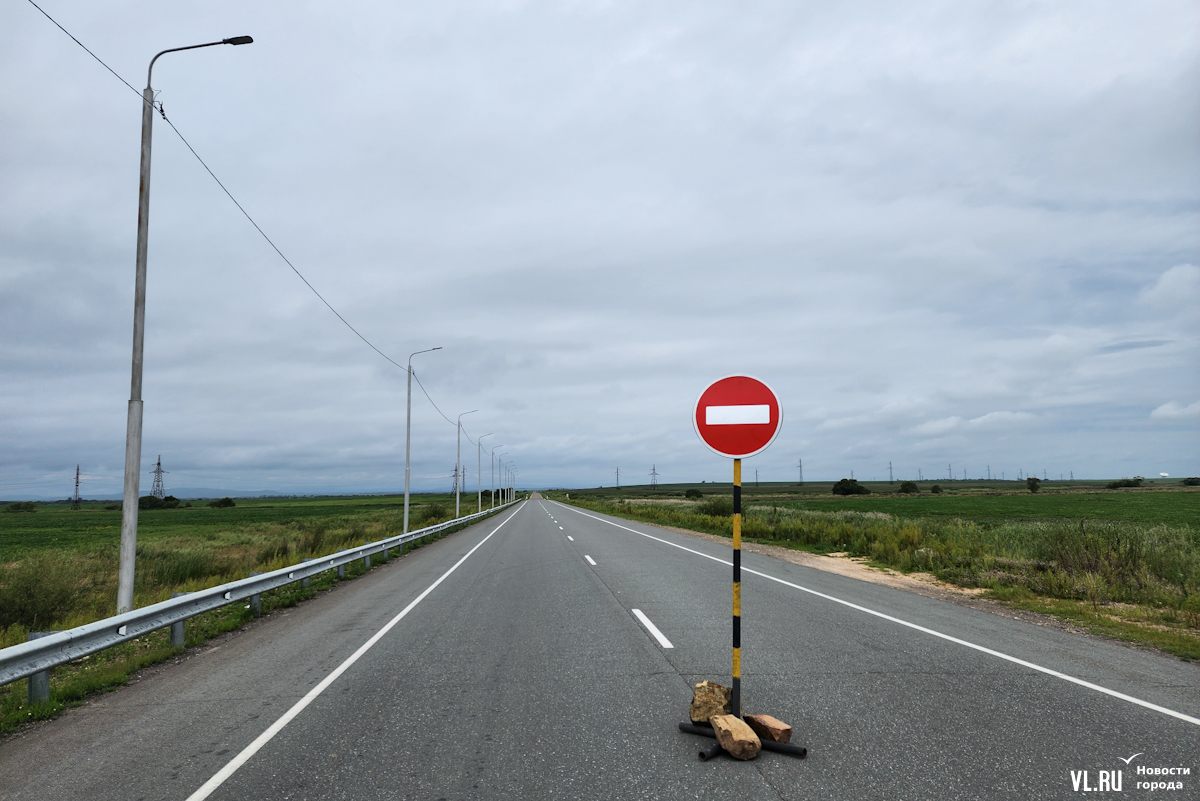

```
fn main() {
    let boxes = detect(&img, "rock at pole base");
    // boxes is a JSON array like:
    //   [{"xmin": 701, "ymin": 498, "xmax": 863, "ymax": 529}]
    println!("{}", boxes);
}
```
[
  {"xmin": 744, "ymin": 713, "xmax": 792, "ymax": 743},
  {"xmin": 710, "ymin": 714, "xmax": 761, "ymax": 760},
  {"xmin": 689, "ymin": 680, "xmax": 732, "ymax": 724}
]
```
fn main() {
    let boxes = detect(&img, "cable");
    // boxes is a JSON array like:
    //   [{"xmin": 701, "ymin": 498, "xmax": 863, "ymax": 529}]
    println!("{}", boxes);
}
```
[
  {"xmin": 26, "ymin": 1, "xmax": 481, "ymax": 433},
  {"xmin": 25, "ymin": 0, "xmax": 143, "ymax": 100},
  {"xmin": 156, "ymin": 113, "xmax": 409, "ymax": 374}
]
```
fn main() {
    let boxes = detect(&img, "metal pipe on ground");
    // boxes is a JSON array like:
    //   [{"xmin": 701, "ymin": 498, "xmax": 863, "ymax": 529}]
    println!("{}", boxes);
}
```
[{"xmin": 677, "ymin": 722, "xmax": 807, "ymax": 759}]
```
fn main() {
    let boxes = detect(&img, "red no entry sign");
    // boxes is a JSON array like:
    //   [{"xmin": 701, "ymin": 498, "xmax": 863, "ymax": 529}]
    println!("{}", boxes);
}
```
[{"xmin": 693, "ymin": 375, "xmax": 782, "ymax": 459}]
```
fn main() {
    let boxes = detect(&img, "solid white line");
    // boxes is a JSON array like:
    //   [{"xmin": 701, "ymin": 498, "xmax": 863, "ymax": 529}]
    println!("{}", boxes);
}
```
[
  {"xmin": 185, "ymin": 503, "xmax": 526, "ymax": 801},
  {"xmin": 632, "ymin": 608, "xmax": 674, "ymax": 648},
  {"xmin": 567, "ymin": 535, "xmax": 574, "ymax": 541},
  {"xmin": 584, "ymin": 555, "xmax": 597, "ymax": 566},
  {"xmin": 551, "ymin": 501, "xmax": 1200, "ymax": 728}
]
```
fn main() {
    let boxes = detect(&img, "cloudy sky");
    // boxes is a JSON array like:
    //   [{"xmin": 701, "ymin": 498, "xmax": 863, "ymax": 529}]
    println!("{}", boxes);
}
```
[{"xmin": 2, "ymin": 0, "xmax": 1197, "ymax": 498}]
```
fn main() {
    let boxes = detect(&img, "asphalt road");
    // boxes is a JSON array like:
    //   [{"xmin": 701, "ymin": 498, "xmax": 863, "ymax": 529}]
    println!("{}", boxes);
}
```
[{"xmin": 1, "ymin": 497, "xmax": 1197, "ymax": 800}]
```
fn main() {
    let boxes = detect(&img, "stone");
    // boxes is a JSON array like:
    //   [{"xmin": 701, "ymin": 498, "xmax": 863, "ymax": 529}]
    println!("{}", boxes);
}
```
[
  {"xmin": 689, "ymin": 680, "xmax": 731, "ymax": 724},
  {"xmin": 744, "ymin": 714, "xmax": 792, "ymax": 744},
  {"xmin": 710, "ymin": 714, "xmax": 761, "ymax": 760}
]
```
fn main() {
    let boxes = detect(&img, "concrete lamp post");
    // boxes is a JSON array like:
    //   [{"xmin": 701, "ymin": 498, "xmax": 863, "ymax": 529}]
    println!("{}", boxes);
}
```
[
  {"xmin": 117, "ymin": 35, "xmax": 254, "ymax": 615},
  {"xmin": 404, "ymin": 347, "xmax": 442, "ymax": 536},
  {"xmin": 477, "ymin": 434, "xmax": 492, "ymax": 513},
  {"xmin": 455, "ymin": 410, "xmax": 478, "ymax": 517}
]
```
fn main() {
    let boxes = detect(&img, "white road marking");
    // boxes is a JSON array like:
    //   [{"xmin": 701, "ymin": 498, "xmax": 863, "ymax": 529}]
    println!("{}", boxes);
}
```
[
  {"xmin": 567, "ymin": 536, "xmax": 574, "ymax": 541},
  {"xmin": 705, "ymin": 404, "xmax": 770, "ymax": 425},
  {"xmin": 584, "ymin": 555, "xmax": 597, "ymax": 566},
  {"xmin": 551, "ymin": 501, "xmax": 1200, "ymax": 728},
  {"xmin": 559, "ymin": 526, "xmax": 564, "ymax": 530},
  {"xmin": 632, "ymin": 609, "xmax": 674, "ymax": 648},
  {"xmin": 185, "ymin": 503, "xmax": 527, "ymax": 800}
]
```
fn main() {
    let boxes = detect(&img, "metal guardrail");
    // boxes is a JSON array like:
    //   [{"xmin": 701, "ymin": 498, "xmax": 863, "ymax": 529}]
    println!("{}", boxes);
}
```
[{"xmin": 0, "ymin": 501, "xmax": 518, "ymax": 687}]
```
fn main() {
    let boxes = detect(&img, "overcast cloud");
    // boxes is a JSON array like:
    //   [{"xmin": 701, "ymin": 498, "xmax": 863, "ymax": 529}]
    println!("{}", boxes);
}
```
[{"xmin": 2, "ymin": 0, "xmax": 1197, "ymax": 498}]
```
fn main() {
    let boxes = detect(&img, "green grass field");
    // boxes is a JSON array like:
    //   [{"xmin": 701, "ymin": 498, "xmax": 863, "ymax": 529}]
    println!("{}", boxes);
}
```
[
  {"xmin": 0, "ymin": 494, "xmax": 475, "ymax": 560},
  {"xmin": 0, "ymin": 492, "xmax": 493, "ymax": 636},
  {"xmin": 561, "ymin": 480, "xmax": 1199, "ymax": 526}
]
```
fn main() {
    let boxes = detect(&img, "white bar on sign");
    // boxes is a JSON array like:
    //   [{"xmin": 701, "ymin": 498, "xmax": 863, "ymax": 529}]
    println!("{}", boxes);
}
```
[{"xmin": 705, "ymin": 404, "xmax": 770, "ymax": 425}]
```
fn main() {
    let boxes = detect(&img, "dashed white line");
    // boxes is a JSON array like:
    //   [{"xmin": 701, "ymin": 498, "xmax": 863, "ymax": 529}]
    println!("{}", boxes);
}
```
[
  {"xmin": 550, "ymin": 501, "xmax": 1200, "ymax": 728},
  {"xmin": 584, "ymin": 555, "xmax": 597, "ymax": 566},
  {"xmin": 632, "ymin": 609, "xmax": 674, "ymax": 649},
  {"xmin": 558, "ymin": 526, "xmax": 564, "ymax": 530}
]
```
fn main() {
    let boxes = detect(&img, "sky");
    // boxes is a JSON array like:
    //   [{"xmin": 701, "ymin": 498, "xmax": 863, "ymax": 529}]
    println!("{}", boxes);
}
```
[{"xmin": 2, "ymin": 0, "xmax": 1197, "ymax": 499}]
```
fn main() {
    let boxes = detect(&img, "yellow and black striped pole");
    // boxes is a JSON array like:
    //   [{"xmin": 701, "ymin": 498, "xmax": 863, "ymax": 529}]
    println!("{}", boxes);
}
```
[{"xmin": 732, "ymin": 457, "xmax": 742, "ymax": 718}]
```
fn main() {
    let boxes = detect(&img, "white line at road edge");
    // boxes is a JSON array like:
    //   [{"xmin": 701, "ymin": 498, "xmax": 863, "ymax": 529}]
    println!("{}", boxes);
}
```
[
  {"xmin": 584, "ymin": 555, "xmax": 597, "ymax": 566},
  {"xmin": 185, "ymin": 502, "xmax": 527, "ymax": 801},
  {"xmin": 551, "ymin": 501, "xmax": 1200, "ymax": 728},
  {"xmin": 632, "ymin": 608, "xmax": 675, "ymax": 648}
]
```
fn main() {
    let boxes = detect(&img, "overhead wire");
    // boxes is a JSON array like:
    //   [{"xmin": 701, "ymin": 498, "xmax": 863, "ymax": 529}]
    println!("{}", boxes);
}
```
[{"xmin": 26, "ymin": 1, "xmax": 487, "ymax": 438}]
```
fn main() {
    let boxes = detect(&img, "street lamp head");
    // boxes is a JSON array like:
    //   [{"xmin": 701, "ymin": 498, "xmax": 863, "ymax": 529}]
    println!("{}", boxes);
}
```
[{"xmin": 223, "ymin": 36, "xmax": 254, "ymax": 45}]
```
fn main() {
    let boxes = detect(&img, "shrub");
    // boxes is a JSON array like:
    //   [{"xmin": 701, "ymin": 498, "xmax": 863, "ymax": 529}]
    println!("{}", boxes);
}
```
[
  {"xmin": 0, "ymin": 553, "xmax": 89, "ymax": 629},
  {"xmin": 1181, "ymin": 477, "xmax": 1200, "ymax": 486},
  {"xmin": 418, "ymin": 502, "xmax": 448, "ymax": 525},
  {"xmin": 684, "ymin": 488, "xmax": 704, "ymax": 499},
  {"xmin": 898, "ymin": 481, "xmax": 919, "ymax": 494},
  {"xmin": 207, "ymin": 497, "xmax": 236, "ymax": 508},
  {"xmin": 139, "ymin": 495, "xmax": 181, "ymax": 510},
  {"xmin": 930, "ymin": 484, "xmax": 942, "ymax": 494},
  {"xmin": 698, "ymin": 497, "xmax": 733, "ymax": 517},
  {"xmin": 1106, "ymin": 478, "xmax": 1143, "ymax": 489},
  {"xmin": 832, "ymin": 479, "xmax": 870, "ymax": 496},
  {"xmin": 3, "ymin": 502, "xmax": 36, "ymax": 513},
  {"xmin": 1026, "ymin": 477, "xmax": 1041, "ymax": 494},
  {"xmin": 104, "ymin": 503, "xmax": 121, "ymax": 511}
]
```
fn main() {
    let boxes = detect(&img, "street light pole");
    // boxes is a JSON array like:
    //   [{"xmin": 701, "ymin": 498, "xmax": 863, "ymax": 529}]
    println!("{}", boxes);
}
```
[
  {"xmin": 477, "ymin": 434, "xmax": 491, "ymax": 513},
  {"xmin": 404, "ymin": 347, "xmax": 441, "ymax": 536},
  {"xmin": 498, "ymin": 455, "xmax": 507, "ymax": 505},
  {"xmin": 116, "ymin": 35, "xmax": 253, "ymax": 615},
  {"xmin": 492, "ymin": 448, "xmax": 503, "ymax": 508},
  {"xmin": 456, "ymin": 410, "xmax": 477, "ymax": 518}
]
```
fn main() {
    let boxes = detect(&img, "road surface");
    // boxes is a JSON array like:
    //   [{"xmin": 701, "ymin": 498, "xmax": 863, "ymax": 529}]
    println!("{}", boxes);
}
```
[{"xmin": 1, "ymin": 497, "xmax": 1196, "ymax": 799}]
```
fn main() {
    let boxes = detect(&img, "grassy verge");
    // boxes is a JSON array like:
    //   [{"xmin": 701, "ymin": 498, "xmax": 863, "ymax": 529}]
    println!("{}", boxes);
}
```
[
  {"xmin": 0, "ymin": 501, "xmax": 485, "ymax": 736},
  {"xmin": 547, "ymin": 492, "xmax": 1200, "ymax": 661}
]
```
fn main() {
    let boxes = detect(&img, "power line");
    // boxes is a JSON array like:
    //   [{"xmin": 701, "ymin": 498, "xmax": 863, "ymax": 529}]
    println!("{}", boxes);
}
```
[
  {"xmin": 25, "ymin": 1, "xmax": 143, "ymax": 99},
  {"xmin": 27, "ymin": 1, "xmax": 473, "ymax": 433}
]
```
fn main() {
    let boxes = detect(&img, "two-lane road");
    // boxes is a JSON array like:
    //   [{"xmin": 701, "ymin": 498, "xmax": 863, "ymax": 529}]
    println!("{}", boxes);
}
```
[{"xmin": 1, "ymin": 497, "xmax": 1196, "ymax": 800}]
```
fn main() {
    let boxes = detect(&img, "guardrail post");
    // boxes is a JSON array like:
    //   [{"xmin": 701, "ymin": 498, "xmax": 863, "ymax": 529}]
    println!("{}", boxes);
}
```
[
  {"xmin": 337, "ymin": 562, "xmax": 346, "ymax": 579},
  {"xmin": 301, "ymin": 558, "xmax": 312, "ymax": 590},
  {"xmin": 249, "ymin": 572, "xmax": 262, "ymax": 618},
  {"xmin": 381, "ymin": 543, "xmax": 390, "ymax": 562},
  {"xmin": 27, "ymin": 632, "xmax": 51, "ymax": 704},
  {"xmin": 362, "ymin": 552, "xmax": 371, "ymax": 570},
  {"xmin": 169, "ymin": 593, "xmax": 188, "ymax": 647}
]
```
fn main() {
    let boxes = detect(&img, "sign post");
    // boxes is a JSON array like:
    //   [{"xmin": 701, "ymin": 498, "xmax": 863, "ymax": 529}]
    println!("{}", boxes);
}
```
[{"xmin": 693, "ymin": 375, "xmax": 782, "ymax": 718}]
